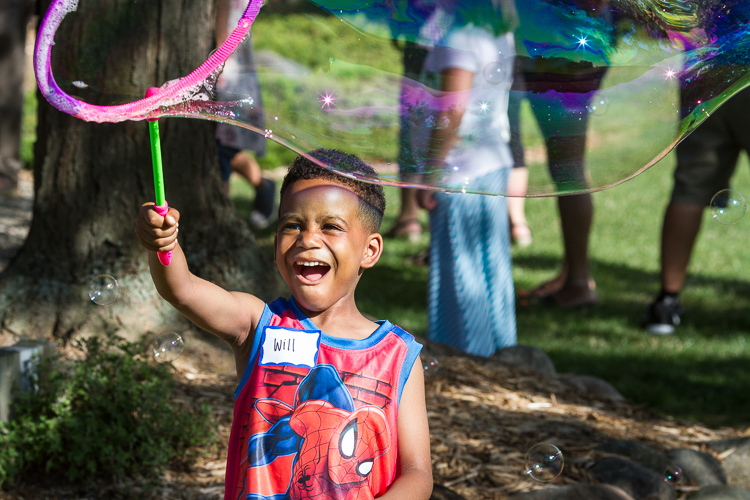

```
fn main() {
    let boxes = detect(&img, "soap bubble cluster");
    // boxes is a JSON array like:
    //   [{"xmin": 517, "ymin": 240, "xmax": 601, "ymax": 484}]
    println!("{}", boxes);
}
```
[{"xmin": 35, "ymin": 0, "xmax": 750, "ymax": 196}]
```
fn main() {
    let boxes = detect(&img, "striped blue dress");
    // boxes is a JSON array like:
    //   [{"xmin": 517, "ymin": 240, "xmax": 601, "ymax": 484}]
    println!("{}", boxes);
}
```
[
  {"xmin": 428, "ymin": 170, "xmax": 516, "ymax": 357},
  {"xmin": 422, "ymin": 23, "xmax": 517, "ymax": 356}
]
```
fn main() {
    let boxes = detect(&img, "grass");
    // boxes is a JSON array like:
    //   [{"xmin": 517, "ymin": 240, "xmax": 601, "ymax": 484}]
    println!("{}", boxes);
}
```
[
  {"xmin": 231, "ymin": 150, "xmax": 750, "ymax": 428},
  {"xmin": 251, "ymin": 11, "xmax": 403, "ymax": 167}
]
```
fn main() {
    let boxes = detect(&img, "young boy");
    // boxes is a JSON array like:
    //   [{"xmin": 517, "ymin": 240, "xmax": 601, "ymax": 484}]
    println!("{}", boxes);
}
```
[{"xmin": 134, "ymin": 149, "xmax": 433, "ymax": 500}]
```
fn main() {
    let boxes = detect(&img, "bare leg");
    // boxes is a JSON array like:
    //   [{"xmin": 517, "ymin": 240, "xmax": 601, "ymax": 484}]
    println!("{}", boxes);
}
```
[
  {"xmin": 386, "ymin": 187, "xmax": 422, "ymax": 241},
  {"xmin": 224, "ymin": 150, "xmax": 263, "ymax": 197},
  {"xmin": 551, "ymin": 193, "xmax": 597, "ymax": 306},
  {"xmin": 660, "ymin": 202, "xmax": 704, "ymax": 294},
  {"xmin": 507, "ymin": 167, "xmax": 531, "ymax": 247},
  {"xmin": 230, "ymin": 150, "xmax": 262, "ymax": 188},
  {"xmin": 398, "ymin": 188, "xmax": 421, "ymax": 223}
]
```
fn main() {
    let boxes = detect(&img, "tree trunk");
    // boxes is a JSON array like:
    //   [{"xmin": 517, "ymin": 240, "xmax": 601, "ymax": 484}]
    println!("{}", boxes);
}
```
[{"xmin": 0, "ymin": 0, "xmax": 281, "ymax": 342}]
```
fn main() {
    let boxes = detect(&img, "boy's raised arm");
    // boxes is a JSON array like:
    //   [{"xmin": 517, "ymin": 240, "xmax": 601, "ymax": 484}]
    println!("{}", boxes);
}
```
[
  {"xmin": 381, "ymin": 357, "xmax": 433, "ymax": 500},
  {"xmin": 134, "ymin": 202, "xmax": 266, "ymax": 347}
]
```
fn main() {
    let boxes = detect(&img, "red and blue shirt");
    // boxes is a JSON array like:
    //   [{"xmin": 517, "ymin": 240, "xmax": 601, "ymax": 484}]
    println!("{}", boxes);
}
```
[{"xmin": 225, "ymin": 297, "xmax": 422, "ymax": 500}]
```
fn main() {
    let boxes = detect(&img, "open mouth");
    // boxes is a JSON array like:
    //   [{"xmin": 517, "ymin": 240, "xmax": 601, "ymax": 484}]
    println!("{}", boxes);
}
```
[{"xmin": 293, "ymin": 261, "xmax": 331, "ymax": 282}]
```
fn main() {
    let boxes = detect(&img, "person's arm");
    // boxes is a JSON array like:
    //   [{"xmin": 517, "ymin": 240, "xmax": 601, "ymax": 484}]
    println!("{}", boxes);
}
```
[
  {"xmin": 417, "ymin": 67, "xmax": 475, "ymax": 210},
  {"xmin": 134, "ymin": 202, "xmax": 266, "ymax": 348},
  {"xmin": 379, "ymin": 357, "xmax": 433, "ymax": 500}
]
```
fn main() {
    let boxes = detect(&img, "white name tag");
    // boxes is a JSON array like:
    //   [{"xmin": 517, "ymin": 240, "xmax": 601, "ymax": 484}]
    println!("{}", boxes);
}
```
[{"xmin": 259, "ymin": 327, "xmax": 321, "ymax": 368}]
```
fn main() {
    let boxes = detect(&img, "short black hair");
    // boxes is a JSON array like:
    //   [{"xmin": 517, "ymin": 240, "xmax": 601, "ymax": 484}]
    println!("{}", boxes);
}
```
[{"xmin": 279, "ymin": 149, "xmax": 386, "ymax": 233}]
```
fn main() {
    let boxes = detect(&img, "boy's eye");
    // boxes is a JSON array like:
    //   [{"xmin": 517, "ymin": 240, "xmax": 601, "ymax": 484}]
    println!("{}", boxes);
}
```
[
  {"xmin": 322, "ymin": 223, "xmax": 342, "ymax": 231},
  {"xmin": 282, "ymin": 222, "xmax": 300, "ymax": 231}
]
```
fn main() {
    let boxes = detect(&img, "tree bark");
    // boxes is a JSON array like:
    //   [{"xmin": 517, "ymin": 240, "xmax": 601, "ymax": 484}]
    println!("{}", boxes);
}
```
[{"xmin": 0, "ymin": 0, "xmax": 281, "ymax": 342}]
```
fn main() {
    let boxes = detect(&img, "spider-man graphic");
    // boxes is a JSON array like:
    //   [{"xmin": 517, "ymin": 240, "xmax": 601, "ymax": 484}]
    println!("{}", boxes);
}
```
[{"xmin": 240, "ymin": 365, "xmax": 391, "ymax": 500}]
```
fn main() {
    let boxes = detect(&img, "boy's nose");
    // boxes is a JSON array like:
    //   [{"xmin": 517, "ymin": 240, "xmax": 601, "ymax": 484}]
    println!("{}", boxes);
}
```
[{"xmin": 296, "ymin": 230, "xmax": 321, "ymax": 248}]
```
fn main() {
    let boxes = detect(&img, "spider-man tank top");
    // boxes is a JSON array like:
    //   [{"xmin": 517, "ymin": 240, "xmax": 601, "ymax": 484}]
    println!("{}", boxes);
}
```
[{"xmin": 225, "ymin": 297, "xmax": 422, "ymax": 500}]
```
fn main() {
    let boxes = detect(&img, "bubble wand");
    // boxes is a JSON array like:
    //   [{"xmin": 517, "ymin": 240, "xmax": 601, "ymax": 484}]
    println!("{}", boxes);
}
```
[{"xmin": 146, "ymin": 87, "xmax": 172, "ymax": 266}]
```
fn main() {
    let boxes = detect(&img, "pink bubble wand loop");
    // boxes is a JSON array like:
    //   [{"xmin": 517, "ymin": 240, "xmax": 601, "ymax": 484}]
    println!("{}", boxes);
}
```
[
  {"xmin": 34, "ymin": 0, "xmax": 263, "ymax": 123},
  {"xmin": 146, "ymin": 87, "xmax": 171, "ymax": 266}
]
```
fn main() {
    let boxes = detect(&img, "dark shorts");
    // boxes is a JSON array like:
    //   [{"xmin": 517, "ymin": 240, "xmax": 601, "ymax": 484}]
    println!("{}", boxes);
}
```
[
  {"xmin": 508, "ymin": 56, "xmax": 608, "ymax": 172},
  {"xmin": 218, "ymin": 144, "xmax": 241, "ymax": 183},
  {"xmin": 672, "ymin": 88, "xmax": 750, "ymax": 205}
]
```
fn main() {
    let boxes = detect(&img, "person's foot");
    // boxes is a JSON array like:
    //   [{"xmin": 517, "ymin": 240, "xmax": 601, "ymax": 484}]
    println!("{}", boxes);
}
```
[
  {"xmin": 518, "ymin": 277, "xmax": 596, "ymax": 308},
  {"xmin": 643, "ymin": 295, "xmax": 683, "ymax": 335},
  {"xmin": 546, "ymin": 280, "xmax": 597, "ymax": 308},
  {"xmin": 510, "ymin": 222, "xmax": 532, "ymax": 248},
  {"xmin": 249, "ymin": 178, "xmax": 277, "ymax": 230},
  {"xmin": 384, "ymin": 218, "xmax": 422, "ymax": 243}
]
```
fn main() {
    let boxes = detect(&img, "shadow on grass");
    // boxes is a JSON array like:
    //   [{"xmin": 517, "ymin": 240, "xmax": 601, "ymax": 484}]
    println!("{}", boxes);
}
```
[
  {"xmin": 514, "ymin": 254, "xmax": 750, "ymax": 427},
  {"xmin": 356, "ymin": 247, "xmax": 429, "ymax": 336},
  {"xmin": 515, "ymin": 254, "xmax": 750, "ymax": 332}
]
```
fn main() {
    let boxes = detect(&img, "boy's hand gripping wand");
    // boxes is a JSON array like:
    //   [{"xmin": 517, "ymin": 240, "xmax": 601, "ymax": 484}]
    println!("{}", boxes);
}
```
[{"xmin": 146, "ymin": 87, "xmax": 172, "ymax": 266}]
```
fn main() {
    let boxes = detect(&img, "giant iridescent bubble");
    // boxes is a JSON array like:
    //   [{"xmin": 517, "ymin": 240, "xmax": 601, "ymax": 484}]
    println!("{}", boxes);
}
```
[{"xmin": 35, "ymin": 0, "xmax": 750, "ymax": 196}]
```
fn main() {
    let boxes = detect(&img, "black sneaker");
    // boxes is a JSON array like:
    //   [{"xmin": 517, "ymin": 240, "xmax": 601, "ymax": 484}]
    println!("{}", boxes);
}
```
[
  {"xmin": 249, "ymin": 178, "xmax": 277, "ymax": 230},
  {"xmin": 643, "ymin": 295, "xmax": 683, "ymax": 335}
]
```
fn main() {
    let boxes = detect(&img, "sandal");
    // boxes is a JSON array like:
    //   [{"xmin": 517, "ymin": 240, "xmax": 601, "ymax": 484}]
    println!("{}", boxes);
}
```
[
  {"xmin": 384, "ymin": 218, "xmax": 422, "ymax": 243},
  {"xmin": 518, "ymin": 278, "xmax": 597, "ymax": 309},
  {"xmin": 511, "ymin": 222, "xmax": 532, "ymax": 248},
  {"xmin": 518, "ymin": 274, "xmax": 567, "ymax": 299}
]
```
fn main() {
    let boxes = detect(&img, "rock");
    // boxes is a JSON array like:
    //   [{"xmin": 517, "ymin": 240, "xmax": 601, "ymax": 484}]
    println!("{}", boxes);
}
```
[
  {"xmin": 559, "ymin": 375, "xmax": 626, "ymax": 402},
  {"xmin": 417, "ymin": 338, "xmax": 488, "ymax": 363},
  {"xmin": 706, "ymin": 437, "xmax": 750, "ymax": 488},
  {"xmin": 592, "ymin": 457, "xmax": 676, "ymax": 500},
  {"xmin": 430, "ymin": 483, "xmax": 467, "ymax": 500},
  {"xmin": 492, "ymin": 345, "xmax": 557, "ymax": 377},
  {"xmin": 686, "ymin": 485, "xmax": 750, "ymax": 499},
  {"xmin": 508, "ymin": 484, "xmax": 635, "ymax": 500},
  {"xmin": 667, "ymin": 448, "xmax": 727, "ymax": 486},
  {"xmin": 596, "ymin": 439, "xmax": 669, "ymax": 473}
]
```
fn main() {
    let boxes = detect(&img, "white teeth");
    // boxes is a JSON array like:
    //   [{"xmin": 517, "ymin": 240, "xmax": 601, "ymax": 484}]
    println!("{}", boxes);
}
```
[{"xmin": 296, "ymin": 261, "xmax": 327, "ymax": 267}]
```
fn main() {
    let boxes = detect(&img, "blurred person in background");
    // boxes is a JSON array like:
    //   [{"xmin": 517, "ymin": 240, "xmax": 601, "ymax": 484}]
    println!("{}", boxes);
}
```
[
  {"xmin": 215, "ymin": 0, "xmax": 277, "ymax": 229},
  {"xmin": 0, "ymin": 0, "xmax": 34, "ymax": 194},
  {"xmin": 417, "ymin": 0, "xmax": 518, "ymax": 356}
]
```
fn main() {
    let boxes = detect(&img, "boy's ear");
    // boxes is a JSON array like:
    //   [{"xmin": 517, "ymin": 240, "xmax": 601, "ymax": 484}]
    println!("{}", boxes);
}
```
[{"xmin": 360, "ymin": 233, "xmax": 383, "ymax": 269}]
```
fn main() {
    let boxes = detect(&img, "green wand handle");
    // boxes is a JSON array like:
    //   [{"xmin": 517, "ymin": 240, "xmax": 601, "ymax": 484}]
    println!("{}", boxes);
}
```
[{"xmin": 146, "ymin": 87, "xmax": 171, "ymax": 265}]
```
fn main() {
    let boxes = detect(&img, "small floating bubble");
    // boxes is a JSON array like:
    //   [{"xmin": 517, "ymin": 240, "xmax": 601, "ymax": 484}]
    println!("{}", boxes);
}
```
[
  {"xmin": 664, "ymin": 465, "xmax": 682, "ymax": 484},
  {"xmin": 587, "ymin": 96, "xmax": 610, "ymax": 116},
  {"xmin": 483, "ymin": 61, "xmax": 505, "ymax": 84},
  {"xmin": 710, "ymin": 189, "xmax": 746, "ymax": 224},
  {"xmin": 525, "ymin": 443, "xmax": 564, "ymax": 482},
  {"xmin": 422, "ymin": 356, "xmax": 439, "ymax": 376},
  {"xmin": 89, "ymin": 275, "xmax": 119, "ymax": 305},
  {"xmin": 152, "ymin": 332, "xmax": 184, "ymax": 363}
]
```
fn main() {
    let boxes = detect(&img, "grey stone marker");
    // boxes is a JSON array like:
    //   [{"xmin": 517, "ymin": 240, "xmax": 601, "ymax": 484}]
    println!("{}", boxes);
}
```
[{"xmin": 0, "ymin": 340, "xmax": 55, "ymax": 423}]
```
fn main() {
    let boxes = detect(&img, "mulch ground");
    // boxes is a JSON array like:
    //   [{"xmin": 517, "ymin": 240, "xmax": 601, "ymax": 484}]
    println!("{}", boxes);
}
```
[{"xmin": 5, "ymin": 334, "xmax": 745, "ymax": 500}]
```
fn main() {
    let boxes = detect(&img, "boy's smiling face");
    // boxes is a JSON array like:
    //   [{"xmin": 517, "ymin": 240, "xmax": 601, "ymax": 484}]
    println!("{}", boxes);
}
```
[{"xmin": 274, "ymin": 178, "xmax": 383, "ymax": 316}]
